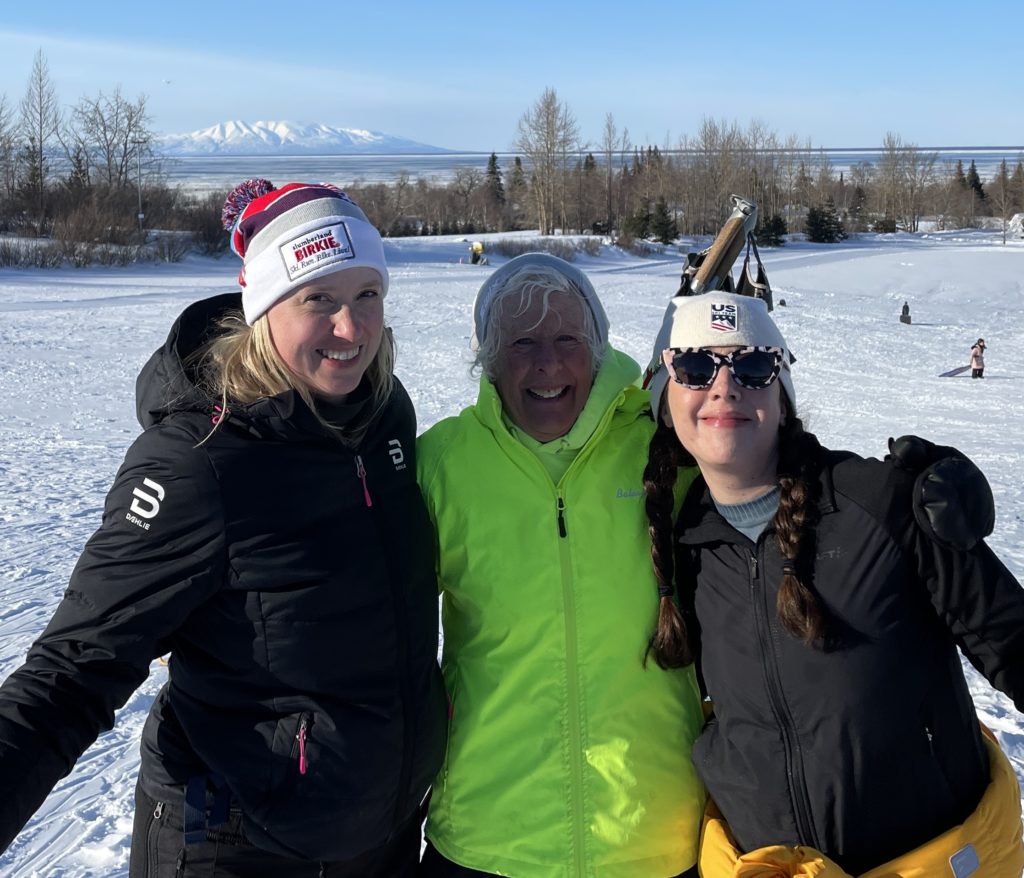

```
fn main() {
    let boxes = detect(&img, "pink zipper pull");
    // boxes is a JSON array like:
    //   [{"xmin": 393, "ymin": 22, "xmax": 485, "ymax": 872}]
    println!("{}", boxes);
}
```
[
  {"xmin": 355, "ymin": 455, "xmax": 372, "ymax": 507},
  {"xmin": 297, "ymin": 718, "xmax": 309, "ymax": 775}
]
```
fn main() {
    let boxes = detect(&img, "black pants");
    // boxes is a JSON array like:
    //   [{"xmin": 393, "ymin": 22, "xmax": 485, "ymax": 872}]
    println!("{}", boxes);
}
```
[
  {"xmin": 129, "ymin": 781, "xmax": 419, "ymax": 878},
  {"xmin": 972, "ymin": 368, "xmax": 984, "ymax": 378},
  {"xmin": 419, "ymin": 843, "xmax": 699, "ymax": 877}
]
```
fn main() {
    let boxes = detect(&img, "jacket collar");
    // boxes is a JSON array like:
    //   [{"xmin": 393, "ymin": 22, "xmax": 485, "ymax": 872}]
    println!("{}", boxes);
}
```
[
  {"xmin": 474, "ymin": 345, "xmax": 648, "ymax": 446},
  {"xmin": 676, "ymin": 448, "xmax": 839, "ymax": 546}
]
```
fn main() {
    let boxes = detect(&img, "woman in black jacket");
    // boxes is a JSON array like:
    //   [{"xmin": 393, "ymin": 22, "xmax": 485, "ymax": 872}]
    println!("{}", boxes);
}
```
[
  {"xmin": 0, "ymin": 180, "xmax": 446, "ymax": 877},
  {"xmin": 642, "ymin": 291, "xmax": 1024, "ymax": 876}
]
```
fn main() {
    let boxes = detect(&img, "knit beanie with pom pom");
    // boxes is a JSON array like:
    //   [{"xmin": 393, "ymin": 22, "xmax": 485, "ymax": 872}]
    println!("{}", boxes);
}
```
[{"xmin": 221, "ymin": 179, "xmax": 388, "ymax": 324}]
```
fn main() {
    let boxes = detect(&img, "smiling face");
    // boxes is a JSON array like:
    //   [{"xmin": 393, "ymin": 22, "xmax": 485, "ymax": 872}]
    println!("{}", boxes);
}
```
[
  {"xmin": 664, "ymin": 345, "xmax": 784, "ymax": 502},
  {"xmin": 493, "ymin": 291, "xmax": 594, "ymax": 442},
  {"xmin": 265, "ymin": 266, "xmax": 384, "ymax": 403}
]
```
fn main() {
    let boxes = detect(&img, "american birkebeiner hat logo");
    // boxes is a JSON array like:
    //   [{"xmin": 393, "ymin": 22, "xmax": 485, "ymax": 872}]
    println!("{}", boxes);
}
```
[
  {"xmin": 710, "ymin": 302, "xmax": 738, "ymax": 332},
  {"xmin": 281, "ymin": 222, "xmax": 355, "ymax": 281}
]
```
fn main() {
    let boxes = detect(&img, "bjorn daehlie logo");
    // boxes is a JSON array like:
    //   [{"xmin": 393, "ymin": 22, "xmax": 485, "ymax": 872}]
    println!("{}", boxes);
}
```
[
  {"xmin": 709, "ymin": 303, "xmax": 738, "ymax": 333},
  {"xmin": 281, "ymin": 222, "xmax": 354, "ymax": 281},
  {"xmin": 388, "ymin": 439, "xmax": 406, "ymax": 471},
  {"xmin": 126, "ymin": 478, "xmax": 164, "ymax": 530}
]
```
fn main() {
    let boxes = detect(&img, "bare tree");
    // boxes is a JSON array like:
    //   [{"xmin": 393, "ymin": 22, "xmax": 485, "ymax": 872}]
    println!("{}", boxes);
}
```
[
  {"xmin": 18, "ymin": 49, "xmax": 61, "ymax": 230},
  {"xmin": 514, "ymin": 88, "xmax": 579, "ymax": 234},
  {"xmin": 987, "ymin": 160, "xmax": 1015, "ymax": 244},
  {"xmin": 873, "ymin": 132, "xmax": 905, "ymax": 227},
  {"xmin": 66, "ymin": 88, "xmax": 154, "ymax": 189},
  {"xmin": 450, "ymin": 166, "xmax": 483, "ymax": 228},
  {"xmin": 0, "ymin": 93, "xmax": 17, "ymax": 201},
  {"xmin": 897, "ymin": 145, "xmax": 936, "ymax": 233},
  {"xmin": 600, "ymin": 113, "xmax": 619, "ymax": 231}
]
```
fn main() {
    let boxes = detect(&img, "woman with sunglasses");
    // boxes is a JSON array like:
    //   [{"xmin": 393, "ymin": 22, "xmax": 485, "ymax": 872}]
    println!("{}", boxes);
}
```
[{"xmin": 642, "ymin": 291, "xmax": 1024, "ymax": 876}]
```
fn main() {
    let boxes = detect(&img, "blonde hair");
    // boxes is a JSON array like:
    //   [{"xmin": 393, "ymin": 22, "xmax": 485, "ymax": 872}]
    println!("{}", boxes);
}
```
[{"xmin": 197, "ymin": 309, "xmax": 395, "ymax": 443}]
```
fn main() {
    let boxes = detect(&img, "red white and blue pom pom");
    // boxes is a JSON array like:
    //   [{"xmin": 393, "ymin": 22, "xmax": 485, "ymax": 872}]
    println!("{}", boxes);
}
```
[{"xmin": 222, "ymin": 178, "xmax": 276, "ymax": 232}]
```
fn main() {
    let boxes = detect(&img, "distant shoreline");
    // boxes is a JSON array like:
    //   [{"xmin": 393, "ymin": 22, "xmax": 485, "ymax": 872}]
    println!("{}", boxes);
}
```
[
  {"xmin": 160, "ymin": 148, "xmax": 1023, "ymax": 192},
  {"xmin": 161, "ymin": 146, "xmax": 1024, "ymax": 159}
]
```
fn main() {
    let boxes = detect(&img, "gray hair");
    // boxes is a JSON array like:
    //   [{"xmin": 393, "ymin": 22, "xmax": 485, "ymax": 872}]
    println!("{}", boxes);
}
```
[{"xmin": 471, "ymin": 263, "xmax": 607, "ymax": 381}]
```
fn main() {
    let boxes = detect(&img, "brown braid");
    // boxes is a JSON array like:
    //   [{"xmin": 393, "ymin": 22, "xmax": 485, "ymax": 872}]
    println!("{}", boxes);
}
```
[
  {"xmin": 643, "ymin": 420, "xmax": 695, "ymax": 669},
  {"xmin": 772, "ymin": 413, "xmax": 827, "ymax": 645},
  {"xmin": 645, "ymin": 405, "xmax": 828, "ymax": 659}
]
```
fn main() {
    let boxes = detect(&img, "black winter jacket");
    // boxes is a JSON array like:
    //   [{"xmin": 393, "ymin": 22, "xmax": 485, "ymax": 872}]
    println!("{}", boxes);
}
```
[
  {"xmin": 0, "ymin": 293, "xmax": 447, "ymax": 861},
  {"xmin": 676, "ymin": 447, "xmax": 1024, "ymax": 875}
]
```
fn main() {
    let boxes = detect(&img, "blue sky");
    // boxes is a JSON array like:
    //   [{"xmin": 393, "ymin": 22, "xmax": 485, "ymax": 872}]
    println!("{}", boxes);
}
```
[{"xmin": 1, "ymin": 0, "xmax": 1020, "ymax": 152}]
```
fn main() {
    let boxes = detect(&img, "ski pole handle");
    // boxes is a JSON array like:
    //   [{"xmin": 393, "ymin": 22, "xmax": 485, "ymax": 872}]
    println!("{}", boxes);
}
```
[{"xmin": 690, "ymin": 195, "xmax": 758, "ymax": 295}]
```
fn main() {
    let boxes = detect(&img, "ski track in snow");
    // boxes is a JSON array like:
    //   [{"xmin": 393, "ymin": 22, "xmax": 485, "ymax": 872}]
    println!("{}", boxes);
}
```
[{"xmin": 1, "ymin": 230, "xmax": 1023, "ymax": 876}]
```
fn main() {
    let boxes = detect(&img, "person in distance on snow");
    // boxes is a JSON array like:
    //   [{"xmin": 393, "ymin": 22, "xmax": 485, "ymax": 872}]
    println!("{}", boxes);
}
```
[
  {"xmin": 416, "ymin": 253, "xmax": 706, "ymax": 877},
  {"xmin": 642, "ymin": 290, "xmax": 1024, "ymax": 876},
  {"xmin": 0, "ymin": 180, "xmax": 446, "ymax": 877},
  {"xmin": 971, "ymin": 337, "xmax": 986, "ymax": 378}
]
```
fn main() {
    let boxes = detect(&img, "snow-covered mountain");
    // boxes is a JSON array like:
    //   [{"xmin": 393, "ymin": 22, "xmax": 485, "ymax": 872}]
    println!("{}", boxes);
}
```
[{"xmin": 157, "ymin": 120, "xmax": 455, "ymax": 156}]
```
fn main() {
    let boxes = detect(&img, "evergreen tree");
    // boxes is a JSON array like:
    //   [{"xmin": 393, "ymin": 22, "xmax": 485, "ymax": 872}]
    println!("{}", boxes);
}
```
[
  {"xmin": 756, "ymin": 213, "xmax": 788, "ymax": 246},
  {"xmin": 954, "ymin": 159, "xmax": 968, "ymax": 189},
  {"xmin": 64, "ymin": 144, "xmax": 90, "ymax": 197},
  {"xmin": 847, "ymin": 186, "xmax": 868, "ymax": 233},
  {"xmin": 621, "ymin": 205, "xmax": 651, "ymax": 240},
  {"xmin": 510, "ymin": 156, "xmax": 526, "ymax": 191},
  {"xmin": 17, "ymin": 138, "xmax": 45, "ymax": 227},
  {"xmin": 966, "ymin": 160, "xmax": 986, "ymax": 202},
  {"xmin": 1010, "ymin": 161, "xmax": 1024, "ymax": 211},
  {"xmin": 805, "ymin": 198, "xmax": 846, "ymax": 243},
  {"xmin": 500, "ymin": 157, "xmax": 526, "ymax": 231},
  {"xmin": 650, "ymin": 197, "xmax": 677, "ymax": 244},
  {"xmin": 485, "ymin": 152, "xmax": 505, "ymax": 206}
]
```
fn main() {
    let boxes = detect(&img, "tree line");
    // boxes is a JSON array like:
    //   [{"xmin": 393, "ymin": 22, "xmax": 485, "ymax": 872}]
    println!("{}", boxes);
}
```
[
  {"xmin": 3, "ymin": 58, "xmax": 1023, "ymax": 265},
  {"xmin": 423, "ymin": 89, "xmax": 1023, "ymax": 246}
]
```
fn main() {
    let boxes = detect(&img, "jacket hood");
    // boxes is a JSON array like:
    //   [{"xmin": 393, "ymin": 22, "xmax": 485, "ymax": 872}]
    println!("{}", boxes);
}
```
[{"xmin": 136, "ymin": 292, "xmax": 241, "ymax": 429}]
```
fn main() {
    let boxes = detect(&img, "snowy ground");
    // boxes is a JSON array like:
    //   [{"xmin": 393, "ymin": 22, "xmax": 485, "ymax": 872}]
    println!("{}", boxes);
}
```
[{"xmin": 1, "ymin": 228, "xmax": 1023, "ymax": 876}]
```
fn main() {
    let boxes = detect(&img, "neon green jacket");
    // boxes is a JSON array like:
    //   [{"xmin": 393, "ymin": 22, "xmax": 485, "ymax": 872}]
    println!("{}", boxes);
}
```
[{"xmin": 418, "ymin": 349, "xmax": 706, "ymax": 878}]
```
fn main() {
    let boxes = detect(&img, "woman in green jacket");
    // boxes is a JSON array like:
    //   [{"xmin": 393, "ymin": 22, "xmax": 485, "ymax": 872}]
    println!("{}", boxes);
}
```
[{"xmin": 417, "ymin": 253, "xmax": 705, "ymax": 878}]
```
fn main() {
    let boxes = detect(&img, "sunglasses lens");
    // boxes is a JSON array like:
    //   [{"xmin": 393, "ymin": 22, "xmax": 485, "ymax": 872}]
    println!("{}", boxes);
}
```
[
  {"xmin": 673, "ymin": 351, "xmax": 717, "ymax": 387},
  {"xmin": 732, "ymin": 350, "xmax": 778, "ymax": 387}
]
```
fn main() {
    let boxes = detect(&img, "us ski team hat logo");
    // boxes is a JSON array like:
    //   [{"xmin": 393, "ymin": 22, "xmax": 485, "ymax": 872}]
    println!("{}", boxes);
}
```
[
  {"xmin": 710, "ymin": 303, "xmax": 738, "ymax": 332},
  {"xmin": 644, "ymin": 290, "xmax": 796, "ymax": 416},
  {"xmin": 221, "ymin": 179, "xmax": 388, "ymax": 324}
]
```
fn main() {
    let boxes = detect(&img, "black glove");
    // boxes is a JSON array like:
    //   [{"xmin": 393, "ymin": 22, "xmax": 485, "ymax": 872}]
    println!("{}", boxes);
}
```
[{"xmin": 886, "ymin": 435, "xmax": 995, "ymax": 551}]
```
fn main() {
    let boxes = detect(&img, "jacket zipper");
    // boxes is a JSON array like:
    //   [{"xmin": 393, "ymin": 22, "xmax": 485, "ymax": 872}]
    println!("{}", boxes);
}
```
[
  {"xmin": 296, "ymin": 715, "xmax": 310, "ymax": 775},
  {"xmin": 354, "ymin": 455, "xmax": 372, "ymax": 507},
  {"xmin": 147, "ymin": 801, "xmax": 165, "ymax": 877},
  {"xmin": 556, "ymin": 497, "xmax": 586, "ymax": 877},
  {"xmin": 351, "ymin": 440, "xmax": 415, "ymax": 825},
  {"xmin": 502, "ymin": 429, "xmax": 606, "ymax": 875},
  {"xmin": 749, "ymin": 546, "xmax": 819, "ymax": 848}
]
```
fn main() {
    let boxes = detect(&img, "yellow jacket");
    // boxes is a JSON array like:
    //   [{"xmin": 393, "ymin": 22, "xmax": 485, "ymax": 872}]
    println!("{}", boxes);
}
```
[{"xmin": 698, "ymin": 728, "xmax": 1023, "ymax": 878}]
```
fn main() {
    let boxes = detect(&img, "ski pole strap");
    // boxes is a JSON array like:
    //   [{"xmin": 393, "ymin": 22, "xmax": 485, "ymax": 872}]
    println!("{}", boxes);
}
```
[{"xmin": 183, "ymin": 773, "xmax": 231, "ymax": 846}]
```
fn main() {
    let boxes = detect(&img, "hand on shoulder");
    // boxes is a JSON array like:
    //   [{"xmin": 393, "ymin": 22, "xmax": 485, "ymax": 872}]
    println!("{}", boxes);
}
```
[{"xmin": 886, "ymin": 435, "xmax": 995, "ymax": 551}]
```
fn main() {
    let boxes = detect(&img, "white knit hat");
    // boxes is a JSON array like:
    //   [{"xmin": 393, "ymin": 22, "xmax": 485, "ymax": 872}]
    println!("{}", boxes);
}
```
[
  {"xmin": 222, "ymin": 180, "xmax": 388, "ymax": 325},
  {"xmin": 646, "ymin": 291, "xmax": 795, "ymax": 415}
]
